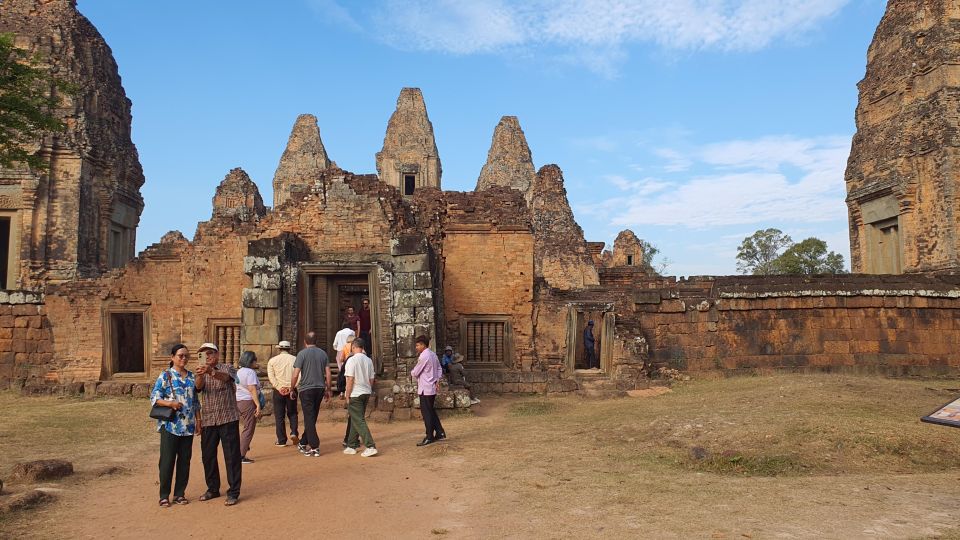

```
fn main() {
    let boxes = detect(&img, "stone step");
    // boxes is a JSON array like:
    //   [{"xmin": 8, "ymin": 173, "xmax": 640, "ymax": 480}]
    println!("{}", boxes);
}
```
[{"xmin": 577, "ymin": 387, "xmax": 627, "ymax": 399}]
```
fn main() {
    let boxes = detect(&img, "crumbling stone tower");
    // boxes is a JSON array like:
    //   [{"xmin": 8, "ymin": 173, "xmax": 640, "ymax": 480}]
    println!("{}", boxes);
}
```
[
  {"xmin": 845, "ymin": 0, "xmax": 960, "ymax": 273},
  {"xmin": 272, "ymin": 114, "xmax": 330, "ymax": 208},
  {"xmin": 0, "ymin": 0, "xmax": 145, "ymax": 288},
  {"xmin": 475, "ymin": 116, "xmax": 537, "ymax": 201},
  {"xmin": 376, "ymin": 88, "xmax": 442, "ymax": 195}
]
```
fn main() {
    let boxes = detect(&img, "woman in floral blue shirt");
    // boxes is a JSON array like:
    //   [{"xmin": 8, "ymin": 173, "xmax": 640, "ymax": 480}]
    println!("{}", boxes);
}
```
[{"xmin": 151, "ymin": 344, "xmax": 200, "ymax": 507}]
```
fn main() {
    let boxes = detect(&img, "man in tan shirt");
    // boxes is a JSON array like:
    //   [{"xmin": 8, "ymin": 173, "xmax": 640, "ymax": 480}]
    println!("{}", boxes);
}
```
[{"xmin": 267, "ymin": 340, "xmax": 299, "ymax": 446}]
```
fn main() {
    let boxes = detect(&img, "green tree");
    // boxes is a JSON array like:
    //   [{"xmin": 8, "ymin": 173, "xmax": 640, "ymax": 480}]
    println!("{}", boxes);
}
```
[
  {"xmin": 637, "ymin": 240, "xmax": 671, "ymax": 275},
  {"xmin": 771, "ymin": 237, "xmax": 846, "ymax": 274},
  {"xmin": 736, "ymin": 228, "xmax": 793, "ymax": 275},
  {"xmin": 0, "ymin": 32, "xmax": 67, "ymax": 170}
]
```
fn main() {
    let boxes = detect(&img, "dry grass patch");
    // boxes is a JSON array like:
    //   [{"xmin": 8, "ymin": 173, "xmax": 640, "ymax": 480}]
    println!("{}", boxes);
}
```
[
  {"xmin": 0, "ymin": 392, "xmax": 155, "ymax": 479},
  {"xmin": 428, "ymin": 374, "xmax": 960, "ymax": 537}
]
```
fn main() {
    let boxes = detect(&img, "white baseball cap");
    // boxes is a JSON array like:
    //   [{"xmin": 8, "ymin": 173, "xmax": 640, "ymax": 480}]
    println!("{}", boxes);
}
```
[
  {"xmin": 198, "ymin": 343, "xmax": 219, "ymax": 353},
  {"xmin": 277, "ymin": 340, "xmax": 292, "ymax": 349}
]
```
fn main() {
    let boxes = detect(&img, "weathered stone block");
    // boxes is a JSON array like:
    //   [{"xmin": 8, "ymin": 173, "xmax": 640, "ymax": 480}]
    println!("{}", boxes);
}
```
[
  {"xmin": 412, "ymin": 272, "xmax": 432, "ymax": 290},
  {"xmin": 391, "ymin": 235, "xmax": 428, "ymax": 256},
  {"xmin": 130, "ymin": 383, "xmax": 152, "ymax": 399},
  {"xmin": 635, "ymin": 291, "xmax": 661, "ymax": 304},
  {"xmin": 393, "ymin": 254, "xmax": 429, "ymax": 273},
  {"xmin": 660, "ymin": 299, "xmax": 686, "ymax": 313},
  {"xmin": 242, "ymin": 288, "xmax": 279, "ymax": 308},
  {"xmin": 83, "ymin": 381, "xmax": 99, "ymax": 398},
  {"xmin": 253, "ymin": 272, "xmax": 281, "ymax": 290},
  {"xmin": 394, "ymin": 308, "xmax": 415, "ymax": 324},
  {"xmin": 11, "ymin": 459, "xmax": 74, "ymax": 482},
  {"xmin": 0, "ymin": 489, "xmax": 55, "ymax": 515},
  {"xmin": 393, "ymin": 407, "xmax": 412, "ymax": 421},
  {"xmin": 413, "ymin": 307, "xmax": 434, "ymax": 324},
  {"xmin": 96, "ymin": 382, "xmax": 132, "ymax": 396},
  {"xmin": 394, "ymin": 392, "xmax": 412, "ymax": 408},
  {"xmin": 243, "ymin": 324, "xmax": 280, "ymax": 345},
  {"xmin": 243, "ymin": 255, "xmax": 280, "ymax": 274},
  {"xmin": 62, "ymin": 382, "xmax": 84, "ymax": 397},
  {"xmin": 392, "ymin": 272, "xmax": 413, "ymax": 290},
  {"xmin": 436, "ymin": 392, "xmax": 455, "ymax": 409}
]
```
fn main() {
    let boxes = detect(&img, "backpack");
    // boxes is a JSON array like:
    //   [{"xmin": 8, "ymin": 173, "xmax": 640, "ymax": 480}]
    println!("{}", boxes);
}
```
[{"xmin": 337, "ymin": 360, "xmax": 348, "ymax": 393}]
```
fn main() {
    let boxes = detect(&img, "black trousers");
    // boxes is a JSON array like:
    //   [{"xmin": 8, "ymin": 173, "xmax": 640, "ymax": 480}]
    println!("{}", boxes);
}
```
[
  {"xmin": 200, "ymin": 420, "xmax": 242, "ymax": 499},
  {"xmin": 299, "ymin": 388, "xmax": 324, "ymax": 450},
  {"xmin": 158, "ymin": 429, "xmax": 193, "ymax": 500},
  {"xmin": 419, "ymin": 393, "xmax": 445, "ymax": 440},
  {"xmin": 585, "ymin": 346, "xmax": 598, "ymax": 369},
  {"xmin": 273, "ymin": 390, "xmax": 299, "ymax": 444}
]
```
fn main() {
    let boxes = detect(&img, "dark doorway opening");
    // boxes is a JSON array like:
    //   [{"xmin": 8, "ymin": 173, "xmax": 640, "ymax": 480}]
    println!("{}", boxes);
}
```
[
  {"xmin": 574, "ymin": 310, "xmax": 604, "ymax": 370},
  {"xmin": 309, "ymin": 274, "xmax": 371, "ymax": 355},
  {"xmin": 0, "ymin": 217, "xmax": 9, "ymax": 288},
  {"xmin": 404, "ymin": 174, "xmax": 416, "ymax": 196},
  {"xmin": 111, "ymin": 313, "xmax": 145, "ymax": 373}
]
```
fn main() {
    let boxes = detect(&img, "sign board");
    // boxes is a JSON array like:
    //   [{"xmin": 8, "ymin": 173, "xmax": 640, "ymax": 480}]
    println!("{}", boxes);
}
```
[{"xmin": 921, "ymin": 396, "xmax": 960, "ymax": 428}]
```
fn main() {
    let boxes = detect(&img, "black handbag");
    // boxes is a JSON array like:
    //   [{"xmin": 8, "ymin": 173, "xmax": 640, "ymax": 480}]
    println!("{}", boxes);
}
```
[{"xmin": 149, "ymin": 372, "xmax": 178, "ymax": 421}]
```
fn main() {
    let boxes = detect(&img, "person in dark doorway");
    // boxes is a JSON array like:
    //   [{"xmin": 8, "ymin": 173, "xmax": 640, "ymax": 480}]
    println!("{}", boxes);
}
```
[
  {"xmin": 266, "ymin": 340, "xmax": 299, "ymax": 446},
  {"xmin": 411, "ymin": 335, "xmax": 445, "ymax": 446},
  {"xmin": 342, "ymin": 306, "xmax": 360, "ymax": 335},
  {"xmin": 584, "ymin": 320, "xmax": 599, "ymax": 370},
  {"xmin": 290, "ymin": 331, "xmax": 331, "ymax": 457},
  {"xmin": 358, "ymin": 297, "xmax": 372, "ymax": 355},
  {"xmin": 195, "ymin": 343, "xmax": 242, "ymax": 506}
]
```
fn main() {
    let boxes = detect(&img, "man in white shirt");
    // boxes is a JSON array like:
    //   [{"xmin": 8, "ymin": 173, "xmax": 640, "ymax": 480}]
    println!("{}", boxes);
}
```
[
  {"xmin": 332, "ymin": 323, "xmax": 356, "ymax": 369},
  {"xmin": 342, "ymin": 338, "xmax": 377, "ymax": 457},
  {"xmin": 266, "ymin": 340, "xmax": 299, "ymax": 446}
]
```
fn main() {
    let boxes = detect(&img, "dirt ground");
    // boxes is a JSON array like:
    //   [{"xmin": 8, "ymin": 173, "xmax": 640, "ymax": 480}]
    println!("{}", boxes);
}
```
[{"xmin": 4, "ymin": 375, "xmax": 960, "ymax": 539}]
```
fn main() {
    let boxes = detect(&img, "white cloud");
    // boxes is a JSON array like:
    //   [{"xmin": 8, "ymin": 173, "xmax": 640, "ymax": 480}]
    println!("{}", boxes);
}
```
[
  {"xmin": 601, "ymin": 135, "xmax": 851, "ymax": 228},
  {"xmin": 308, "ymin": 0, "xmax": 363, "ymax": 32},
  {"xmin": 653, "ymin": 148, "xmax": 692, "ymax": 172},
  {"xmin": 343, "ymin": 0, "xmax": 850, "ymax": 73}
]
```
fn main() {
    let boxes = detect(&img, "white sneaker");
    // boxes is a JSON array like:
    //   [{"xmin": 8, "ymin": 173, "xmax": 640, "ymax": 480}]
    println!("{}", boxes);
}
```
[
  {"xmin": 361, "ymin": 447, "xmax": 378, "ymax": 457},
  {"xmin": 343, "ymin": 447, "xmax": 358, "ymax": 455}
]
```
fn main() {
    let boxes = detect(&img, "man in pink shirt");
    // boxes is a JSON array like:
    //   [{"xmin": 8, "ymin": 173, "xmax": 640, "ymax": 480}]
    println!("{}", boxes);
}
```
[{"xmin": 411, "ymin": 335, "xmax": 446, "ymax": 446}]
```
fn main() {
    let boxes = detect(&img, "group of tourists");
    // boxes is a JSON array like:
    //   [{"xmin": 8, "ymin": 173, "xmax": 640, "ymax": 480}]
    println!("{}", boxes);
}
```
[{"xmin": 149, "ymin": 320, "xmax": 454, "ymax": 508}]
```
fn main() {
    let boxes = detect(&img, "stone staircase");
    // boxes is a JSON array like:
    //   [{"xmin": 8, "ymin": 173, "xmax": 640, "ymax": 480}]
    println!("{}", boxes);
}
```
[{"xmin": 574, "ymin": 370, "xmax": 627, "ymax": 398}]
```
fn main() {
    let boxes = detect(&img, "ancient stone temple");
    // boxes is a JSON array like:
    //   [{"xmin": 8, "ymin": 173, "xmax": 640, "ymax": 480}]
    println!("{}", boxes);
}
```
[
  {"xmin": 3, "ymin": 0, "xmax": 960, "ymax": 404},
  {"xmin": 0, "ymin": 0, "xmax": 144, "ymax": 288},
  {"xmin": 845, "ymin": 0, "xmax": 960, "ymax": 274}
]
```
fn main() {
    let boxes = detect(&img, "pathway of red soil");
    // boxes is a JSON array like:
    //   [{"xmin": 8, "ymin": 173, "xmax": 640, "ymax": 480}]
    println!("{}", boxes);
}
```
[{"xmin": 32, "ymin": 418, "xmax": 479, "ymax": 539}]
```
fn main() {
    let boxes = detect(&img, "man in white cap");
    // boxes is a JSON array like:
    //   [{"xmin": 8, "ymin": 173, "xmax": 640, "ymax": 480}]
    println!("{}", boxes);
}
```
[
  {"xmin": 194, "ymin": 343, "xmax": 242, "ymax": 506},
  {"xmin": 267, "ymin": 340, "xmax": 299, "ymax": 447}
]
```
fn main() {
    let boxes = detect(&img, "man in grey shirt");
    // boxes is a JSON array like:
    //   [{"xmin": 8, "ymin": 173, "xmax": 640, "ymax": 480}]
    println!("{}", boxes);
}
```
[{"xmin": 290, "ymin": 331, "xmax": 331, "ymax": 457}]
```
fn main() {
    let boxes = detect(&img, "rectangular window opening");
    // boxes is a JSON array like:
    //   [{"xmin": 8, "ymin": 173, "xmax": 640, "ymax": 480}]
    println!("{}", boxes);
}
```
[
  {"xmin": 209, "ymin": 319, "xmax": 242, "ymax": 367},
  {"xmin": 626, "ymin": 255, "xmax": 634, "ymax": 266},
  {"xmin": 0, "ymin": 217, "xmax": 10, "ymax": 289},
  {"xmin": 111, "ymin": 312, "xmax": 145, "ymax": 373},
  {"xmin": 404, "ymin": 174, "xmax": 416, "ymax": 196},
  {"xmin": 466, "ymin": 321, "xmax": 506, "ymax": 364}
]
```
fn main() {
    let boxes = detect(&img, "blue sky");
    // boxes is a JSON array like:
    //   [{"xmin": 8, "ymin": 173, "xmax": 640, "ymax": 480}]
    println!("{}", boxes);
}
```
[{"xmin": 78, "ymin": 0, "xmax": 886, "ymax": 277}]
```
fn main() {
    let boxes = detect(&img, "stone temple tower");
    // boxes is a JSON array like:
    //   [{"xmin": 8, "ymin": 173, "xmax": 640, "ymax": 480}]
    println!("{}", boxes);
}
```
[
  {"xmin": 475, "ymin": 116, "xmax": 537, "ymax": 202},
  {"xmin": 0, "ymin": 0, "xmax": 145, "ymax": 288},
  {"xmin": 376, "ymin": 88, "xmax": 442, "ymax": 195},
  {"xmin": 845, "ymin": 0, "xmax": 960, "ymax": 274},
  {"xmin": 272, "ymin": 114, "xmax": 330, "ymax": 208}
]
